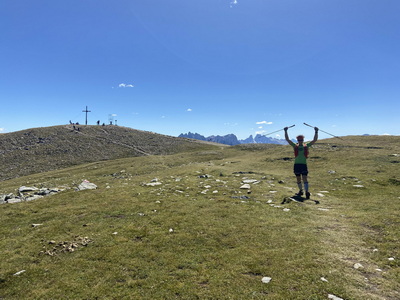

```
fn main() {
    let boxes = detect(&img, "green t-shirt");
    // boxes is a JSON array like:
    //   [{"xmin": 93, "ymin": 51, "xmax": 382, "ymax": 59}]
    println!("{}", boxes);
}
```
[{"xmin": 292, "ymin": 142, "xmax": 312, "ymax": 164}]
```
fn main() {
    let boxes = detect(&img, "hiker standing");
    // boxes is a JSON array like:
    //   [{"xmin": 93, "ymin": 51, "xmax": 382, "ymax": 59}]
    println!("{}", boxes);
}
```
[{"xmin": 284, "ymin": 126, "xmax": 318, "ymax": 199}]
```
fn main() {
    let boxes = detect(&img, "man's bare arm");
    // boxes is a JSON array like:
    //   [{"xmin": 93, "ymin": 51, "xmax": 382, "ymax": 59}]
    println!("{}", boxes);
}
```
[
  {"xmin": 284, "ymin": 127, "xmax": 295, "ymax": 146},
  {"xmin": 309, "ymin": 127, "xmax": 319, "ymax": 145}
]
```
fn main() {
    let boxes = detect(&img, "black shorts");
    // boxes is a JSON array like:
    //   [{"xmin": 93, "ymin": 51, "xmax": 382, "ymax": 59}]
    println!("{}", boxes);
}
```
[{"xmin": 294, "ymin": 164, "xmax": 308, "ymax": 176}]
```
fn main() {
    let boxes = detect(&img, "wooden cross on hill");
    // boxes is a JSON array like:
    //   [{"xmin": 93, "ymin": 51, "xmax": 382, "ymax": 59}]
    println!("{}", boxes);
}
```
[{"xmin": 82, "ymin": 106, "xmax": 91, "ymax": 125}]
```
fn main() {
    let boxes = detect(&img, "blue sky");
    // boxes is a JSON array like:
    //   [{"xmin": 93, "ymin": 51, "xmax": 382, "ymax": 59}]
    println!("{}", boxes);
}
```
[{"xmin": 1, "ymin": 0, "xmax": 399, "ymax": 140}]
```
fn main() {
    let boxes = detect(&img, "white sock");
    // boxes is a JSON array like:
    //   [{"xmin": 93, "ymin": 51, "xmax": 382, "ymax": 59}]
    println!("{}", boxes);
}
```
[{"xmin": 297, "ymin": 182, "xmax": 303, "ymax": 191}]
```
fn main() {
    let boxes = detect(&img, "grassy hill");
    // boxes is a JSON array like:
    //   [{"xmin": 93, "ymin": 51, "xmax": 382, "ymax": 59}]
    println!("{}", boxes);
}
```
[
  {"xmin": 0, "ymin": 125, "xmax": 224, "ymax": 181},
  {"xmin": 0, "ymin": 134, "xmax": 399, "ymax": 299}
]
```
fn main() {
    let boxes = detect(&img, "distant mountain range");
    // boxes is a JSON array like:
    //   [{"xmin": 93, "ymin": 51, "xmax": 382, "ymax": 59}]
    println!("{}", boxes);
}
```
[{"xmin": 178, "ymin": 132, "xmax": 290, "ymax": 145}]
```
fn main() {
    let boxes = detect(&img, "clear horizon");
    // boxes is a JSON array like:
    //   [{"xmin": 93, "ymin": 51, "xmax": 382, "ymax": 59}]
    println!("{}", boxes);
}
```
[{"xmin": 1, "ymin": 1, "xmax": 399, "ymax": 140}]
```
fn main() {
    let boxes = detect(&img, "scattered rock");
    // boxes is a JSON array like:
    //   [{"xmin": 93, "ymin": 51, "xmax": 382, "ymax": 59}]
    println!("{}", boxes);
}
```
[
  {"xmin": 25, "ymin": 195, "xmax": 44, "ymax": 202},
  {"xmin": 328, "ymin": 170, "xmax": 336, "ymax": 174},
  {"xmin": 146, "ymin": 182, "xmax": 162, "ymax": 187},
  {"xmin": 388, "ymin": 257, "xmax": 395, "ymax": 261},
  {"xmin": 13, "ymin": 270, "xmax": 26, "ymax": 276},
  {"xmin": 261, "ymin": 277, "xmax": 272, "ymax": 283},
  {"xmin": 354, "ymin": 263, "xmax": 363, "ymax": 269},
  {"xmin": 231, "ymin": 196, "xmax": 250, "ymax": 200},
  {"xmin": 242, "ymin": 179, "xmax": 259, "ymax": 184},
  {"xmin": 320, "ymin": 277, "xmax": 328, "ymax": 282},
  {"xmin": 31, "ymin": 224, "xmax": 43, "ymax": 228},
  {"xmin": 283, "ymin": 208, "xmax": 290, "ymax": 212},
  {"xmin": 18, "ymin": 186, "xmax": 39, "ymax": 193},
  {"xmin": 353, "ymin": 185, "xmax": 364, "ymax": 188},
  {"xmin": 6, "ymin": 198, "xmax": 22, "ymax": 204},
  {"xmin": 328, "ymin": 294, "xmax": 343, "ymax": 300},
  {"xmin": 199, "ymin": 174, "xmax": 211, "ymax": 178},
  {"xmin": 240, "ymin": 184, "xmax": 251, "ymax": 189},
  {"xmin": 40, "ymin": 236, "xmax": 92, "ymax": 256},
  {"xmin": 77, "ymin": 181, "xmax": 98, "ymax": 191}
]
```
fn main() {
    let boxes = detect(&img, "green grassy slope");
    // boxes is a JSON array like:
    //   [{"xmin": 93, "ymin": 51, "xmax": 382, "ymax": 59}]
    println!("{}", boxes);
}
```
[
  {"xmin": 0, "ymin": 125, "xmax": 224, "ymax": 181},
  {"xmin": 0, "ymin": 135, "xmax": 399, "ymax": 299}
]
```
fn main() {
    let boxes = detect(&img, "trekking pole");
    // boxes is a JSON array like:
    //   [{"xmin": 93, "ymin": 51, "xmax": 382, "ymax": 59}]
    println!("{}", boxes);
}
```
[
  {"xmin": 263, "ymin": 125, "xmax": 295, "ymax": 136},
  {"xmin": 303, "ymin": 123, "xmax": 343, "ymax": 140}
]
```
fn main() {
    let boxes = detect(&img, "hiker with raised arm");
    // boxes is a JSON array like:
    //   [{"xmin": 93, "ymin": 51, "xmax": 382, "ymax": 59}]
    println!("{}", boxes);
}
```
[{"xmin": 284, "ymin": 126, "xmax": 318, "ymax": 199}]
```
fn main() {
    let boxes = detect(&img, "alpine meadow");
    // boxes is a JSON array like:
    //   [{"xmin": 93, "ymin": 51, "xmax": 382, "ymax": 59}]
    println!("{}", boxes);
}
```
[{"xmin": 0, "ymin": 125, "xmax": 399, "ymax": 299}]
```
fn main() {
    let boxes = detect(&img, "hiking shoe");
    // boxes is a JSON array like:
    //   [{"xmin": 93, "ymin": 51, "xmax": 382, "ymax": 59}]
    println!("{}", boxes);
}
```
[
  {"xmin": 306, "ymin": 192, "xmax": 310, "ymax": 199},
  {"xmin": 296, "ymin": 190, "xmax": 304, "ymax": 196}
]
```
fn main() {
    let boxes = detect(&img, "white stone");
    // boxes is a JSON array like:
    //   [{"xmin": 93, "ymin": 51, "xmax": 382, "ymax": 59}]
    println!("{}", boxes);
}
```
[
  {"xmin": 242, "ymin": 179, "xmax": 259, "ymax": 184},
  {"xmin": 283, "ymin": 208, "xmax": 290, "ymax": 212},
  {"xmin": 328, "ymin": 294, "xmax": 343, "ymax": 300},
  {"xmin": 354, "ymin": 263, "xmax": 363, "ymax": 269},
  {"xmin": 25, "ymin": 195, "xmax": 44, "ymax": 202},
  {"xmin": 18, "ymin": 186, "xmax": 38, "ymax": 193},
  {"xmin": 388, "ymin": 257, "xmax": 395, "ymax": 261},
  {"xmin": 13, "ymin": 270, "xmax": 26, "ymax": 276},
  {"xmin": 320, "ymin": 277, "xmax": 328, "ymax": 282},
  {"xmin": 146, "ymin": 182, "xmax": 162, "ymax": 187},
  {"xmin": 7, "ymin": 198, "xmax": 22, "ymax": 204},
  {"xmin": 78, "ymin": 181, "xmax": 98, "ymax": 190},
  {"xmin": 353, "ymin": 185, "xmax": 364, "ymax": 188},
  {"xmin": 240, "ymin": 184, "xmax": 251, "ymax": 189},
  {"xmin": 261, "ymin": 277, "xmax": 272, "ymax": 283}
]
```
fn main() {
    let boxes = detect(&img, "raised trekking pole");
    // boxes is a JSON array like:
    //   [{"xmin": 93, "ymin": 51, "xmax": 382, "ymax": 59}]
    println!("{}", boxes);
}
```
[
  {"xmin": 263, "ymin": 125, "xmax": 295, "ymax": 137},
  {"xmin": 303, "ymin": 123, "xmax": 343, "ymax": 140}
]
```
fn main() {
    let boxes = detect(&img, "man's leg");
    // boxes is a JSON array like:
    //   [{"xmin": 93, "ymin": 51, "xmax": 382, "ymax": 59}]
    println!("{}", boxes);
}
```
[
  {"xmin": 302, "ymin": 174, "xmax": 310, "ymax": 199},
  {"xmin": 296, "ymin": 174, "xmax": 303, "ymax": 195}
]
